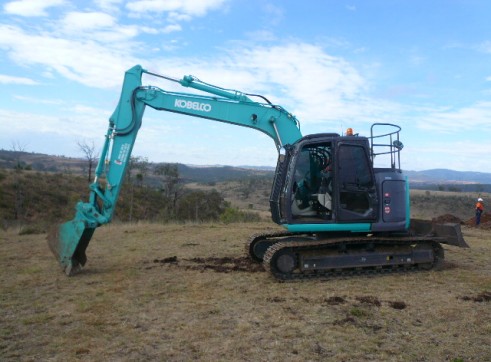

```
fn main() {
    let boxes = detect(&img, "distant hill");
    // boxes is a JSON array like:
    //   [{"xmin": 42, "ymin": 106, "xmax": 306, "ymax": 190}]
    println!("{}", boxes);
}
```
[
  {"xmin": 176, "ymin": 164, "xmax": 273, "ymax": 183},
  {"xmin": 0, "ymin": 150, "xmax": 273, "ymax": 184},
  {"xmin": 405, "ymin": 169, "xmax": 491, "ymax": 184},
  {"xmin": 1, "ymin": 150, "xmax": 491, "ymax": 189},
  {"xmin": 405, "ymin": 169, "xmax": 491, "ymax": 192},
  {"xmin": 0, "ymin": 150, "xmax": 86, "ymax": 173}
]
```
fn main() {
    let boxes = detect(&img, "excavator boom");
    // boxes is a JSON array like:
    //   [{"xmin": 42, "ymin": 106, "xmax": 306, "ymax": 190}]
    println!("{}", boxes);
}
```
[{"xmin": 47, "ymin": 65, "xmax": 302, "ymax": 275}]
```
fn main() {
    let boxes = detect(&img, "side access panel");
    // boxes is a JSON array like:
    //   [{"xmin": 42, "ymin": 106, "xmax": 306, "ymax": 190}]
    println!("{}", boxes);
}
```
[{"xmin": 371, "ymin": 169, "xmax": 408, "ymax": 233}]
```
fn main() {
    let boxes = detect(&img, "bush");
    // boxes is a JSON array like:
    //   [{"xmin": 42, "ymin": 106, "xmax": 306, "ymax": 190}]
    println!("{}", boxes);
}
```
[{"xmin": 177, "ymin": 190, "xmax": 225, "ymax": 222}]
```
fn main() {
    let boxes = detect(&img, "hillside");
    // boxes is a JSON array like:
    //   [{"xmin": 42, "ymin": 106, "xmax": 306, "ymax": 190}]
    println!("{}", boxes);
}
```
[
  {"xmin": 0, "ymin": 150, "xmax": 273, "ymax": 184},
  {"xmin": 0, "ymin": 168, "xmax": 265, "ymax": 232},
  {"xmin": 1, "ymin": 149, "xmax": 489, "ymax": 231}
]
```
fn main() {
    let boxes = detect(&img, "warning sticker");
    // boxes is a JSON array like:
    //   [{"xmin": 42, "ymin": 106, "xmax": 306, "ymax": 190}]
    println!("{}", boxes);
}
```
[{"xmin": 115, "ymin": 143, "xmax": 131, "ymax": 165}]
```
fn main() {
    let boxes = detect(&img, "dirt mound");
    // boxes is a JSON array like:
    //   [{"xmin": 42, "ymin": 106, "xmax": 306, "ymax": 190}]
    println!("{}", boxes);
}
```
[
  {"xmin": 432, "ymin": 214, "xmax": 463, "ymax": 224},
  {"xmin": 478, "ymin": 222, "xmax": 491, "ymax": 230},
  {"xmin": 459, "ymin": 291, "xmax": 491, "ymax": 303},
  {"xmin": 464, "ymin": 212, "xmax": 491, "ymax": 228}
]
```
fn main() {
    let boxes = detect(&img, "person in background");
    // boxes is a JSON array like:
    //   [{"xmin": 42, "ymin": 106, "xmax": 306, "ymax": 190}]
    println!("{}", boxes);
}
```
[{"xmin": 475, "ymin": 197, "xmax": 484, "ymax": 226}]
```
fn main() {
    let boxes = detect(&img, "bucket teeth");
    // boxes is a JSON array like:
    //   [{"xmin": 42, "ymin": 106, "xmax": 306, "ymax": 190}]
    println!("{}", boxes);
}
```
[{"xmin": 64, "ymin": 261, "xmax": 83, "ymax": 276}]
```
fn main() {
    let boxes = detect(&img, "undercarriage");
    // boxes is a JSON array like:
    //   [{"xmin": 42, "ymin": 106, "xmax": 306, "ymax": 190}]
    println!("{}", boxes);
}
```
[{"xmin": 247, "ymin": 220, "xmax": 467, "ymax": 280}]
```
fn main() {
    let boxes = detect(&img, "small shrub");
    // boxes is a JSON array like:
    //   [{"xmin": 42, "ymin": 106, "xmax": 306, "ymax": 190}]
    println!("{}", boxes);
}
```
[{"xmin": 349, "ymin": 307, "xmax": 368, "ymax": 318}]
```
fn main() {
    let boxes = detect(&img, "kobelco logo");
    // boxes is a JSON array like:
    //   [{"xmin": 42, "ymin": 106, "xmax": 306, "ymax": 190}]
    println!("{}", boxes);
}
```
[{"xmin": 174, "ymin": 99, "xmax": 212, "ymax": 112}]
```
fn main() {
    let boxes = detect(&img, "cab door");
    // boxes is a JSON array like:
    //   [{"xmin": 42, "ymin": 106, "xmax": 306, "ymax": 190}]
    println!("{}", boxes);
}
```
[{"xmin": 335, "ymin": 142, "xmax": 378, "ymax": 222}]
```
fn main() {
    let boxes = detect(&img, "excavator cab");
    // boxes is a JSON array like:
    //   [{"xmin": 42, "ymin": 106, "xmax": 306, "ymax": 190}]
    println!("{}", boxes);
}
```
[{"xmin": 271, "ymin": 123, "xmax": 406, "ymax": 233}]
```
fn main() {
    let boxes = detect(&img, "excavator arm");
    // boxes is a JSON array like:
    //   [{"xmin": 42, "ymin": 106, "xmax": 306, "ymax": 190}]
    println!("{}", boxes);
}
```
[{"xmin": 47, "ymin": 65, "xmax": 302, "ymax": 275}]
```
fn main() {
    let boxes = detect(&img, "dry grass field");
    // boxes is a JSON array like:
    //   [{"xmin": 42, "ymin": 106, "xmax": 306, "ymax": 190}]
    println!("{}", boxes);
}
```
[{"xmin": 1, "ymin": 221, "xmax": 490, "ymax": 361}]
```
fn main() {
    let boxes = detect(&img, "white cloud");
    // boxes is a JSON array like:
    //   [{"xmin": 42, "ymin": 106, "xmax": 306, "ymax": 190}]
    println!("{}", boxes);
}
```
[
  {"xmin": 126, "ymin": 0, "xmax": 228, "ymax": 18},
  {"xmin": 162, "ymin": 24, "xmax": 182, "ymax": 34},
  {"xmin": 94, "ymin": 0, "xmax": 123, "ymax": 13},
  {"xmin": 58, "ymin": 11, "xmax": 142, "ymax": 41},
  {"xmin": 166, "ymin": 43, "xmax": 373, "ymax": 124},
  {"xmin": 13, "ymin": 95, "xmax": 61, "ymax": 105},
  {"xmin": 416, "ymin": 101, "xmax": 491, "ymax": 133},
  {"xmin": 0, "ymin": 74, "xmax": 37, "ymax": 85},
  {"xmin": 0, "ymin": 106, "xmax": 110, "ymax": 140},
  {"xmin": 0, "ymin": 24, "xmax": 137, "ymax": 88},
  {"xmin": 0, "ymin": 107, "xmax": 112, "ymax": 157},
  {"xmin": 140, "ymin": 42, "xmax": 404, "ymax": 132},
  {"xmin": 140, "ymin": 26, "xmax": 160, "ymax": 34},
  {"xmin": 61, "ymin": 11, "xmax": 116, "ymax": 31},
  {"xmin": 3, "ymin": 0, "xmax": 66, "ymax": 17},
  {"xmin": 0, "ymin": 16, "xmax": 415, "ymax": 140}
]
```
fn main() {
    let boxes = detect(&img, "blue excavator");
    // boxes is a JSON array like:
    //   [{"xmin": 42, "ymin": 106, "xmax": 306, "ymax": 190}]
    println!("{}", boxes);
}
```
[{"xmin": 47, "ymin": 65, "xmax": 468, "ymax": 280}]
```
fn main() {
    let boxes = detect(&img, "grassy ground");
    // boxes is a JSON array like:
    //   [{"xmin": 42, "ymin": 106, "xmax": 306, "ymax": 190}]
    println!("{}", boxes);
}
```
[{"xmin": 1, "ymin": 222, "xmax": 490, "ymax": 361}]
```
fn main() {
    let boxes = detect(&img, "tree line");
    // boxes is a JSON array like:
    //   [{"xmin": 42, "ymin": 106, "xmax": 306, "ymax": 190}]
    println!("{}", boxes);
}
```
[
  {"xmin": 118, "ymin": 158, "xmax": 260, "ymax": 224},
  {"xmin": 0, "ymin": 157, "xmax": 261, "ymax": 233}
]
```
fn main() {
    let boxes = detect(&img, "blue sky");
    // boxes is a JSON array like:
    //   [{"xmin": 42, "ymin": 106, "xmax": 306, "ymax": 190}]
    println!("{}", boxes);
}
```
[{"xmin": 0, "ymin": 0, "xmax": 490, "ymax": 172}]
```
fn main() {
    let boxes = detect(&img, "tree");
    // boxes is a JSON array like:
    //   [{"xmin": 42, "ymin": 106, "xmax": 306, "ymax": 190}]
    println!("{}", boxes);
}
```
[
  {"xmin": 11, "ymin": 141, "xmax": 28, "ymax": 171},
  {"xmin": 128, "ymin": 156, "xmax": 149, "ymax": 187},
  {"xmin": 125, "ymin": 156, "xmax": 149, "ymax": 222},
  {"xmin": 177, "ymin": 190, "xmax": 226, "ymax": 221},
  {"xmin": 77, "ymin": 140, "xmax": 99, "ymax": 182},
  {"xmin": 155, "ymin": 163, "xmax": 184, "ymax": 218},
  {"xmin": 10, "ymin": 141, "xmax": 29, "ymax": 223}
]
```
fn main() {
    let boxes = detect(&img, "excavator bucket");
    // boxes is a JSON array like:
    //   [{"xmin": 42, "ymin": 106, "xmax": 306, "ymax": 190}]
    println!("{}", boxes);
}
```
[
  {"xmin": 431, "ymin": 222, "xmax": 469, "ymax": 248},
  {"xmin": 410, "ymin": 219, "xmax": 469, "ymax": 248},
  {"xmin": 47, "ymin": 218, "xmax": 95, "ymax": 276}
]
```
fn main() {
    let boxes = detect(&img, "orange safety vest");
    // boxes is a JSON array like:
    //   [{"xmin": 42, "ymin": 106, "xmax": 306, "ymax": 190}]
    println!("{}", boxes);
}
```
[{"xmin": 476, "ymin": 202, "xmax": 484, "ymax": 211}]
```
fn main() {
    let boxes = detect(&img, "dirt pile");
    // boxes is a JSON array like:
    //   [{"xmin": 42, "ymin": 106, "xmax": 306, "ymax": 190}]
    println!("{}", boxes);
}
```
[
  {"xmin": 459, "ymin": 291, "xmax": 491, "ymax": 302},
  {"xmin": 432, "ymin": 214, "xmax": 463, "ymax": 224},
  {"xmin": 464, "ymin": 212, "xmax": 491, "ymax": 229},
  {"xmin": 431, "ymin": 212, "xmax": 491, "ymax": 230}
]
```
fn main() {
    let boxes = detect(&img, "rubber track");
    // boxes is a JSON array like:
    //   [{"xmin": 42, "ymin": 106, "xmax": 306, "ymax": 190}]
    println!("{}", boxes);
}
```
[{"xmin": 262, "ymin": 236, "xmax": 444, "ymax": 281}]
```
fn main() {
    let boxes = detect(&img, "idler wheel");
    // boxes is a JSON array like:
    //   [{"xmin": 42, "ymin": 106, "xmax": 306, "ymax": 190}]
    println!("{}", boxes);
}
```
[{"xmin": 275, "ymin": 250, "xmax": 297, "ymax": 274}]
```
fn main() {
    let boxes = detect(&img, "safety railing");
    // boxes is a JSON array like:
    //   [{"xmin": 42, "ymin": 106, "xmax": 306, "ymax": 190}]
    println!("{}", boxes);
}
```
[{"xmin": 369, "ymin": 123, "xmax": 403, "ymax": 170}]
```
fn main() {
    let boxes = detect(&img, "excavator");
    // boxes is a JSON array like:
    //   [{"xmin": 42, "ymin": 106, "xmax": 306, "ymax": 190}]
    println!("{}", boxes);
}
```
[{"xmin": 47, "ymin": 65, "xmax": 468, "ymax": 280}]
